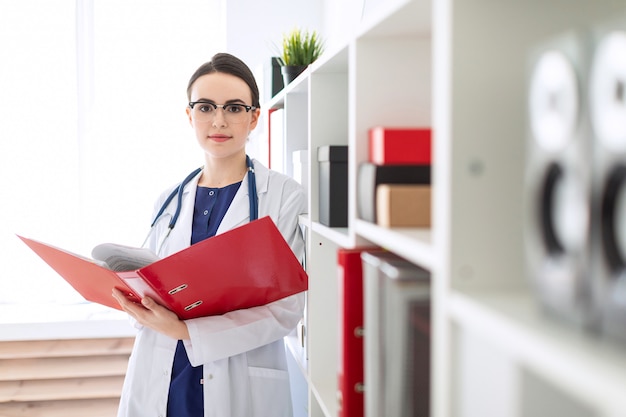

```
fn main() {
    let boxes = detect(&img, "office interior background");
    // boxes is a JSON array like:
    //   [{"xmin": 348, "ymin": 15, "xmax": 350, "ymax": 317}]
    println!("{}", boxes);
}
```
[
  {"xmin": 0, "ymin": 0, "xmax": 333, "ymax": 305},
  {"xmin": 2, "ymin": 1, "xmax": 626, "ymax": 417}
]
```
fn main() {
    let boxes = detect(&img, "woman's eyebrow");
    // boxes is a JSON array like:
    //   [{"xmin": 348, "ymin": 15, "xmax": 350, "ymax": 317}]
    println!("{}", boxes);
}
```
[
  {"xmin": 223, "ymin": 98, "xmax": 247, "ymax": 104},
  {"xmin": 194, "ymin": 98, "xmax": 247, "ymax": 104},
  {"xmin": 192, "ymin": 98, "xmax": 215, "ymax": 103}
]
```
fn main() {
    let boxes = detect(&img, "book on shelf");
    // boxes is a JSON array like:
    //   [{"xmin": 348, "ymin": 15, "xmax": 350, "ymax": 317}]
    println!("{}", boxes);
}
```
[
  {"xmin": 361, "ymin": 251, "xmax": 431, "ymax": 417},
  {"xmin": 368, "ymin": 127, "xmax": 432, "ymax": 165},
  {"xmin": 357, "ymin": 162, "xmax": 431, "ymax": 223},
  {"xmin": 376, "ymin": 184, "xmax": 431, "ymax": 227},
  {"xmin": 361, "ymin": 127, "xmax": 433, "ymax": 227},
  {"xmin": 18, "ymin": 216, "xmax": 308, "ymax": 320}
]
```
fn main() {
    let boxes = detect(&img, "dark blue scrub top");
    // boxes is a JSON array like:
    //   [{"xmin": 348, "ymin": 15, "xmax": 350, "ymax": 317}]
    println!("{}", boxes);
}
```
[{"xmin": 166, "ymin": 181, "xmax": 242, "ymax": 417}]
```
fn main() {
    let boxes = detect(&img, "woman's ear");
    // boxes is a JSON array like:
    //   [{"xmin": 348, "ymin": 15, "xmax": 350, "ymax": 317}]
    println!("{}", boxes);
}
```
[
  {"xmin": 186, "ymin": 106, "xmax": 193, "ymax": 126},
  {"xmin": 249, "ymin": 108, "xmax": 260, "ymax": 130}
]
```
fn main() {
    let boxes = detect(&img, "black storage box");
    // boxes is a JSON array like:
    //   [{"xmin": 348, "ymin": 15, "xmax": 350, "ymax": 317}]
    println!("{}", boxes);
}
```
[
  {"xmin": 318, "ymin": 145, "xmax": 348, "ymax": 227},
  {"xmin": 269, "ymin": 57, "xmax": 284, "ymax": 97}
]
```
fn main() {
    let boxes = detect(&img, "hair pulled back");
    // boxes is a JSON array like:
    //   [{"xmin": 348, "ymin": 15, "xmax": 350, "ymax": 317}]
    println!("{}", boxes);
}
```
[{"xmin": 186, "ymin": 53, "xmax": 261, "ymax": 109}]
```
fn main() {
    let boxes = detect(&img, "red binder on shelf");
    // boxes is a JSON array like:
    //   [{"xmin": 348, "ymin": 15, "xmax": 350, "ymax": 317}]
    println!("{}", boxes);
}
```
[
  {"xmin": 337, "ymin": 247, "xmax": 377, "ymax": 417},
  {"xmin": 18, "ymin": 216, "xmax": 308, "ymax": 320},
  {"xmin": 369, "ymin": 127, "xmax": 432, "ymax": 165}
]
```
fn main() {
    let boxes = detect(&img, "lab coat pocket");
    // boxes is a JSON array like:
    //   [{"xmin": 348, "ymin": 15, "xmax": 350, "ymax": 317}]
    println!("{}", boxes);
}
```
[{"xmin": 248, "ymin": 366, "xmax": 292, "ymax": 417}]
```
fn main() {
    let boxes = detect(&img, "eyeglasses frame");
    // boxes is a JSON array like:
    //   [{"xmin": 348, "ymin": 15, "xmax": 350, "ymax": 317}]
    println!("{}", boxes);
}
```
[{"xmin": 188, "ymin": 101, "xmax": 257, "ymax": 115}]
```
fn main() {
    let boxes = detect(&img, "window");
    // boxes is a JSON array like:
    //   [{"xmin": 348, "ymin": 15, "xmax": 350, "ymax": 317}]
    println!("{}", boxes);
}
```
[{"xmin": 0, "ymin": 0, "xmax": 225, "ymax": 305}]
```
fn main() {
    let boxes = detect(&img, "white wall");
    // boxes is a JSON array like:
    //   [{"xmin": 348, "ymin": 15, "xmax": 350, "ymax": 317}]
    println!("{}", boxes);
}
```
[
  {"xmin": 223, "ymin": 0, "xmax": 378, "ymax": 71},
  {"xmin": 0, "ymin": 0, "xmax": 225, "ymax": 305},
  {"xmin": 224, "ymin": 0, "xmax": 324, "ymax": 77}
]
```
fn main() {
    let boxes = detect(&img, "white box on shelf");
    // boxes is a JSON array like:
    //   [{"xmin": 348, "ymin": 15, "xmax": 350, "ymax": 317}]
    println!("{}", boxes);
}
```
[{"xmin": 293, "ymin": 149, "xmax": 309, "ymax": 197}]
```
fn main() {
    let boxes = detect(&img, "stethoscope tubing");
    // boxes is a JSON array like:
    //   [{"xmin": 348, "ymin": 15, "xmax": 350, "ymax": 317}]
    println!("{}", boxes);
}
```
[{"xmin": 143, "ymin": 155, "xmax": 258, "ymax": 255}]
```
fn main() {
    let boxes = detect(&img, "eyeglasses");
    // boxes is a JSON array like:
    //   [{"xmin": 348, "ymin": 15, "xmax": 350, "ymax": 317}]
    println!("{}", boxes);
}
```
[{"xmin": 188, "ymin": 101, "xmax": 257, "ymax": 124}]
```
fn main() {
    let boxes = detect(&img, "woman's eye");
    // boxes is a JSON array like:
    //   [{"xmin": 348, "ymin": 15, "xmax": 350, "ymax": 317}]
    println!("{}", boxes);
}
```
[
  {"xmin": 225, "ymin": 105, "xmax": 243, "ymax": 113},
  {"xmin": 199, "ymin": 104, "xmax": 214, "ymax": 113}
]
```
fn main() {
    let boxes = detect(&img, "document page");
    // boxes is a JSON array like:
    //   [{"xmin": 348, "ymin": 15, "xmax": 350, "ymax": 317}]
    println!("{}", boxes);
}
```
[{"xmin": 91, "ymin": 243, "xmax": 160, "ymax": 272}]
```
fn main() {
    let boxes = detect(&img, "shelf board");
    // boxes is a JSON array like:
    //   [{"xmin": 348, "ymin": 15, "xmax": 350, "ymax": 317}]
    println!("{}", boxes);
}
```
[
  {"xmin": 285, "ymin": 332, "xmax": 308, "ymax": 378},
  {"xmin": 265, "ymin": 68, "xmax": 310, "ymax": 110},
  {"xmin": 354, "ymin": 218, "xmax": 433, "ymax": 270},
  {"xmin": 298, "ymin": 214, "xmax": 311, "ymax": 229},
  {"xmin": 448, "ymin": 289, "xmax": 626, "ymax": 414},
  {"xmin": 310, "ymin": 43, "xmax": 349, "ymax": 74},
  {"xmin": 310, "ymin": 380, "xmax": 339, "ymax": 417},
  {"xmin": 310, "ymin": 221, "xmax": 353, "ymax": 249}
]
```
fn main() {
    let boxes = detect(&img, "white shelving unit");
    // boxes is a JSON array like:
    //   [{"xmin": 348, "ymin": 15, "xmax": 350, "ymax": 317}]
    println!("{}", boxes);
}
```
[
  {"xmin": 434, "ymin": 1, "xmax": 626, "ymax": 416},
  {"xmin": 266, "ymin": 0, "xmax": 626, "ymax": 416}
]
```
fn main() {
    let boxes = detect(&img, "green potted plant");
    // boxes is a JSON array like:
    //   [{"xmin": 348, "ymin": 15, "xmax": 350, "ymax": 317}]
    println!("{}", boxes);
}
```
[{"xmin": 278, "ymin": 28, "xmax": 324, "ymax": 85}]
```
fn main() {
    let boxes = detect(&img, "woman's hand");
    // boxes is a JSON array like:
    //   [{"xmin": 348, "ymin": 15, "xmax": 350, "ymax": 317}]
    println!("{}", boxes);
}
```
[{"xmin": 112, "ymin": 288, "xmax": 190, "ymax": 340}]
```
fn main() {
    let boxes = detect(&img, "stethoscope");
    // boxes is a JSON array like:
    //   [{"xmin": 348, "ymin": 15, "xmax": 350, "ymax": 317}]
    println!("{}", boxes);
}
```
[{"xmin": 142, "ymin": 155, "xmax": 258, "ymax": 255}]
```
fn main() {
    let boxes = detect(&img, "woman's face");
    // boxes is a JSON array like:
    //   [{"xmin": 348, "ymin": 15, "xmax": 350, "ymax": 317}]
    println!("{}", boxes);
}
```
[{"xmin": 186, "ymin": 72, "xmax": 259, "ymax": 162}]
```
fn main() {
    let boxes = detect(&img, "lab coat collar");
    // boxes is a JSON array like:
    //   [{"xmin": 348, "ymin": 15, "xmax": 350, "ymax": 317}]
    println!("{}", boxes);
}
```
[
  {"xmin": 216, "ymin": 158, "xmax": 269, "ymax": 234},
  {"xmin": 165, "ymin": 158, "xmax": 270, "ymax": 251},
  {"xmin": 164, "ymin": 169, "xmax": 200, "ymax": 251}
]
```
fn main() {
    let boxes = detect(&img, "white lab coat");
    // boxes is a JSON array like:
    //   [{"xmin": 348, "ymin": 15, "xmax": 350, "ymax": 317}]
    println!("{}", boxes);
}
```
[{"xmin": 117, "ymin": 159, "xmax": 307, "ymax": 417}]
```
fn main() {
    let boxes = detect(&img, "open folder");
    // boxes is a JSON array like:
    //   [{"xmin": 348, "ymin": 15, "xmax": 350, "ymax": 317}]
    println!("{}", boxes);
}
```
[{"xmin": 18, "ymin": 216, "xmax": 308, "ymax": 320}]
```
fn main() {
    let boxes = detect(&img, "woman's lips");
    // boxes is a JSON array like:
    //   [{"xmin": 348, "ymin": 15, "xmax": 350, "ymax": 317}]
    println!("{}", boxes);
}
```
[{"xmin": 209, "ymin": 134, "xmax": 231, "ymax": 142}]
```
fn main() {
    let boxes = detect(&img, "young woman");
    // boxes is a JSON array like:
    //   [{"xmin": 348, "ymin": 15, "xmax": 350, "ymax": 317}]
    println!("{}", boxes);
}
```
[{"xmin": 112, "ymin": 52, "xmax": 307, "ymax": 417}]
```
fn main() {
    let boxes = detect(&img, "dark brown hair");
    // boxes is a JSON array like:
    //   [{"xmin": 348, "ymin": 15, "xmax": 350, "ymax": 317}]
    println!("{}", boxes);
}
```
[{"xmin": 186, "ymin": 52, "xmax": 260, "ymax": 108}]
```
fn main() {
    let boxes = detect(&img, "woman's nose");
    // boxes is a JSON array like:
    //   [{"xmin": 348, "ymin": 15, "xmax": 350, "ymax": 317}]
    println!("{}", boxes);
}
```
[{"xmin": 211, "ymin": 108, "xmax": 228, "ymax": 126}]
